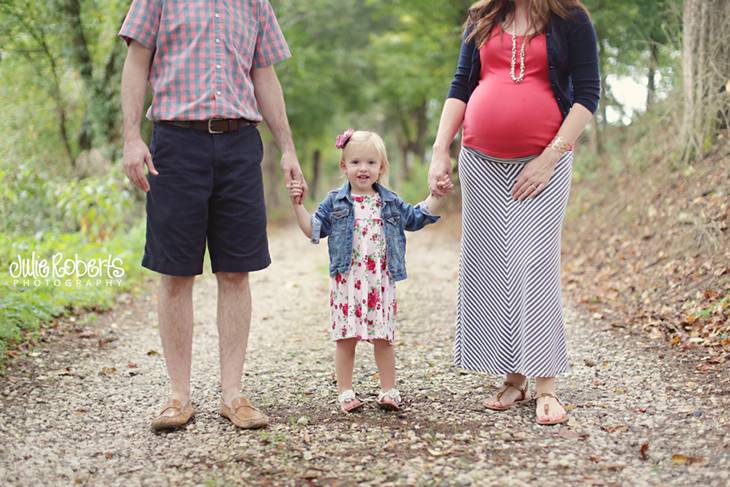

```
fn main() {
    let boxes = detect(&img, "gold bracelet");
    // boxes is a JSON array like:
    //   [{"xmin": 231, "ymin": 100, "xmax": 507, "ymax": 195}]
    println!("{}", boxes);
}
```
[{"xmin": 547, "ymin": 134, "xmax": 571, "ymax": 154}]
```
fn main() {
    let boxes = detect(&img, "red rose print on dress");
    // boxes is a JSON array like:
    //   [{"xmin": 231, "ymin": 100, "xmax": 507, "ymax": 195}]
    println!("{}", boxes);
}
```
[
  {"xmin": 366, "ymin": 257, "xmax": 376, "ymax": 272},
  {"xmin": 355, "ymin": 304, "xmax": 362, "ymax": 318},
  {"xmin": 368, "ymin": 289, "xmax": 380, "ymax": 310},
  {"xmin": 355, "ymin": 279, "xmax": 361, "ymax": 290}
]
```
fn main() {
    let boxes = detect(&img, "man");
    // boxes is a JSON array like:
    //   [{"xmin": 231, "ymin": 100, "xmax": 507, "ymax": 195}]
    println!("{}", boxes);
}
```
[{"xmin": 119, "ymin": 0, "xmax": 307, "ymax": 431}]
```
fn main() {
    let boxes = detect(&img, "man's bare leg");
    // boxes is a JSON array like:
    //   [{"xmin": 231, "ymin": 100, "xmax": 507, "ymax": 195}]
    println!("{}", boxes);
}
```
[
  {"xmin": 158, "ymin": 275, "xmax": 196, "ymax": 413},
  {"xmin": 215, "ymin": 272, "xmax": 252, "ymax": 406}
]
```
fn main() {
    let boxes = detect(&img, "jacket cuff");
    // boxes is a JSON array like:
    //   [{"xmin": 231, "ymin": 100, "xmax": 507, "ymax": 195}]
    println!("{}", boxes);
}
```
[
  {"xmin": 310, "ymin": 216, "xmax": 322, "ymax": 244},
  {"xmin": 415, "ymin": 201, "xmax": 441, "ymax": 222}
]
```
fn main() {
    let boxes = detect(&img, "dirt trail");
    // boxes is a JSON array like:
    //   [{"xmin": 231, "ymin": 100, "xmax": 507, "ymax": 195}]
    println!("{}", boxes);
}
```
[{"xmin": 1, "ymin": 225, "xmax": 728, "ymax": 486}]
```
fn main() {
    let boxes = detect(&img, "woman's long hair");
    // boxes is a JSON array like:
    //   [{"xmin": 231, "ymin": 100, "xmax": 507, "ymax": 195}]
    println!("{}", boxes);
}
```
[{"xmin": 465, "ymin": 0, "xmax": 589, "ymax": 47}]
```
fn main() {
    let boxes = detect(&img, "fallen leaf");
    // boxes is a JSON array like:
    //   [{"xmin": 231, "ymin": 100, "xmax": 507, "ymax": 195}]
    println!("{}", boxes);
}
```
[
  {"xmin": 671, "ymin": 453, "xmax": 705, "ymax": 465},
  {"xmin": 640, "ymin": 442, "xmax": 649, "ymax": 460},
  {"xmin": 558, "ymin": 429, "xmax": 587, "ymax": 441},
  {"xmin": 127, "ymin": 362, "xmax": 138, "ymax": 369},
  {"xmin": 146, "ymin": 349, "xmax": 160, "ymax": 356},
  {"xmin": 601, "ymin": 424, "xmax": 629, "ymax": 433},
  {"xmin": 99, "ymin": 367, "xmax": 117, "ymax": 376}
]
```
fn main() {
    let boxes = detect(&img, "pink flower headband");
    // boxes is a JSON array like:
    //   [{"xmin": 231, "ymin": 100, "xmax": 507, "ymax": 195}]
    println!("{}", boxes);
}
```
[{"xmin": 335, "ymin": 128, "xmax": 355, "ymax": 149}]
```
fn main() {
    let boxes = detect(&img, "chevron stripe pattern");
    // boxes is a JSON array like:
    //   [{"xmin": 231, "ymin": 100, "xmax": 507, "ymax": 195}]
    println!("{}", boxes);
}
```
[{"xmin": 454, "ymin": 146, "xmax": 573, "ymax": 377}]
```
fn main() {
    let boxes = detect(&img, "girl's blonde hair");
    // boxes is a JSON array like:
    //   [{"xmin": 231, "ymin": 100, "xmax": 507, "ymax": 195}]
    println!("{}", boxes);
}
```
[{"xmin": 340, "ymin": 130, "xmax": 390, "ymax": 176}]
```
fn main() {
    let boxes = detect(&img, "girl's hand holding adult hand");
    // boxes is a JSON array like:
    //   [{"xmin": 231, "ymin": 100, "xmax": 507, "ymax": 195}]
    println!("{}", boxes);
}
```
[
  {"xmin": 435, "ymin": 174, "xmax": 455, "ymax": 195},
  {"xmin": 428, "ymin": 148, "xmax": 452, "ymax": 197},
  {"xmin": 287, "ymin": 180, "xmax": 304, "ymax": 206},
  {"xmin": 512, "ymin": 149, "xmax": 561, "ymax": 201}
]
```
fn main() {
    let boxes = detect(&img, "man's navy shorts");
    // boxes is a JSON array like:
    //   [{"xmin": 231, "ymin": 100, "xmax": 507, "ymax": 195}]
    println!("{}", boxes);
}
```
[{"xmin": 142, "ymin": 122, "xmax": 271, "ymax": 276}]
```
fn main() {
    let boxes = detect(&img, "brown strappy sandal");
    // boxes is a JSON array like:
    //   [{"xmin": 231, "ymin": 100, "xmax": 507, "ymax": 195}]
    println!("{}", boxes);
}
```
[
  {"xmin": 483, "ymin": 380, "xmax": 531, "ymax": 411},
  {"xmin": 535, "ymin": 392, "xmax": 568, "ymax": 425}
]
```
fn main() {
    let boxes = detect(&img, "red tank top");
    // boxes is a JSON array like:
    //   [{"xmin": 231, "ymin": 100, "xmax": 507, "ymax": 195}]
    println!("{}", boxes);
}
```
[{"xmin": 462, "ymin": 25, "xmax": 563, "ymax": 158}]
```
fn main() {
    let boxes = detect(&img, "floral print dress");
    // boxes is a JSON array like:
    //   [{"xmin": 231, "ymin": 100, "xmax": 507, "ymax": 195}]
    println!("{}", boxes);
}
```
[{"xmin": 330, "ymin": 194, "xmax": 397, "ymax": 343}]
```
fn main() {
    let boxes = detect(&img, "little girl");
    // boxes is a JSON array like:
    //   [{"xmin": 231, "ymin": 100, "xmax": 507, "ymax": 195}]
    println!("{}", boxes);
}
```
[{"xmin": 288, "ymin": 129, "xmax": 453, "ymax": 413}]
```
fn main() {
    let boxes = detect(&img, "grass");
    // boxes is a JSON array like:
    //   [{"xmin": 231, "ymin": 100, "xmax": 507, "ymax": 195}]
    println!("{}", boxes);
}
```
[{"xmin": 0, "ymin": 222, "xmax": 148, "ymax": 365}]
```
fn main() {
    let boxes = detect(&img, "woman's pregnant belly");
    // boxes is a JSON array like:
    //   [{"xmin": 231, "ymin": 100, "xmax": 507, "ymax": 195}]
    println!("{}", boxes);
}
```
[{"xmin": 463, "ymin": 75, "xmax": 563, "ymax": 158}]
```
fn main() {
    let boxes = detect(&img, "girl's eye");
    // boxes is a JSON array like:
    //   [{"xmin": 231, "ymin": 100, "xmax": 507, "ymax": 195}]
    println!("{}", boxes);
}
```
[{"xmin": 368, "ymin": 160, "xmax": 376, "ymax": 165}]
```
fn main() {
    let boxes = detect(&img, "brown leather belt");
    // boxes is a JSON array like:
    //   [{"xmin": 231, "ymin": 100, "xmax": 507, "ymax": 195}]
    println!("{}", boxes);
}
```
[{"xmin": 159, "ymin": 118, "xmax": 256, "ymax": 134}]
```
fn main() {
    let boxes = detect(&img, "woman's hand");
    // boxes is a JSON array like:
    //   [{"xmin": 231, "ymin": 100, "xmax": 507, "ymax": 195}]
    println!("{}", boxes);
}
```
[
  {"xmin": 512, "ymin": 150, "xmax": 561, "ymax": 201},
  {"xmin": 429, "ymin": 148, "xmax": 453, "ymax": 197}
]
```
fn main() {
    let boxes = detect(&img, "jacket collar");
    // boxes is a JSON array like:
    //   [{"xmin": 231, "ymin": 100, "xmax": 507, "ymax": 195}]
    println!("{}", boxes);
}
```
[{"xmin": 334, "ymin": 181, "xmax": 396, "ymax": 203}]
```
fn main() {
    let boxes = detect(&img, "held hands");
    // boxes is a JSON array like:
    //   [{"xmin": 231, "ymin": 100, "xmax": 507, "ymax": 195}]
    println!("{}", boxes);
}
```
[
  {"xmin": 512, "ymin": 149, "xmax": 561, "ymax": 201},
  {"xmin": 281, "ymin": 151, "xmax": 307, "ymax": 205},
  {"xmin": 287, "ymin": 179, "xmax": 305, "ymax": 205},
  {"xmin": 431, "ymin": 174, "xmax": 455, "ymax": 198},
  {"xmin": 428, "ymin": 148, "xmax": 453, "ymax": 197}
]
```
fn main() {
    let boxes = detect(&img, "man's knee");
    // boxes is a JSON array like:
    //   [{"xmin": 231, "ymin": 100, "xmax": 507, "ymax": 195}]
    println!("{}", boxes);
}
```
[
  {"xmin": 215, "ymin": 271, "xmax": 249, "ymax": 288},
  {"xmin": 160, "ymin": 275, "xmax": 195, "ymax": 296}
]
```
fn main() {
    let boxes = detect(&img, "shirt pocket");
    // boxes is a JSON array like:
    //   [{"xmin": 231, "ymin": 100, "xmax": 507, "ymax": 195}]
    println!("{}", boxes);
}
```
[
  {"xmin": 330, "ymin": 208, "xmax": 351, "ymax": 234},
  {"xmin": 384, "ymin": 213, "xmax": 401, "ymax": 228},
  {"xmin": 229, "ymin": 7, "xmax": 258, "ymax": 65}
]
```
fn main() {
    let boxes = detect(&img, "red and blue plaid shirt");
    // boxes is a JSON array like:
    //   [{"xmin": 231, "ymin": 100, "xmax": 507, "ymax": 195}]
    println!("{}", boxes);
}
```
[{"xmin": 119, "ymin": 0, "xmax": 291, "ymax": 122}]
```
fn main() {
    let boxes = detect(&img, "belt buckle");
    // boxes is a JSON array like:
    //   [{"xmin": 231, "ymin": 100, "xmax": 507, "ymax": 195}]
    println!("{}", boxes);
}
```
[{"xmin": 208, "ymin": 119, "xmax": 224, "ymax": 134}]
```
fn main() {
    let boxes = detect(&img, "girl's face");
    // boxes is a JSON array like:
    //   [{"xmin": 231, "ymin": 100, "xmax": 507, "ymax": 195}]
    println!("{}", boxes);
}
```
[{"xmin": 340, "ymin": 143, "xmax": 384, "ymax": 194}]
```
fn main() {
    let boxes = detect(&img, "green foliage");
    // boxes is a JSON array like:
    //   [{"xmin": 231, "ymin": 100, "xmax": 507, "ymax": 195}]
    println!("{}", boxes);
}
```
[
  {"xmin": 0, "ymin": 162, "xmax": 144, "ymax": 363},
  {"xmin": 0, "ymin": 223, "xmax": 146, "ymax": 362},
  {"xmin": 0, "ymin": 163, "xmax": 135, "ymax": 238}
]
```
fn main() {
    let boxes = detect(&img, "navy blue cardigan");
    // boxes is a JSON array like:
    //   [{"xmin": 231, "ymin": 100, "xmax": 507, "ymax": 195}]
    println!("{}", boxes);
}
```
[{"xmin": 447, "ymin": 9, "xmax": 601, "ymax": 118}]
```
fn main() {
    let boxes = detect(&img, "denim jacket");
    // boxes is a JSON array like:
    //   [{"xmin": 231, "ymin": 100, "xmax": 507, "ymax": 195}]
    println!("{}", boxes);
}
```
[{"xmin": 310, "ymin": 182, "xmax": 440, "ymax": 282}]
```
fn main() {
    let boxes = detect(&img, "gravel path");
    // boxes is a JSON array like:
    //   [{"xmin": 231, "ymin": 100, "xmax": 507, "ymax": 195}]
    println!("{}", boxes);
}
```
[{"xmin": 1, "ymin": 225, "xmax": 729, "ymax": 486}]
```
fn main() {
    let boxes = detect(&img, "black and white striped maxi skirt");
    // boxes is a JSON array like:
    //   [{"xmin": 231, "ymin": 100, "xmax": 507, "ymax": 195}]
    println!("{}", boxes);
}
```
[{"xmin": 454, "ymin": 146, "xmax": 573, "ymax": 377}]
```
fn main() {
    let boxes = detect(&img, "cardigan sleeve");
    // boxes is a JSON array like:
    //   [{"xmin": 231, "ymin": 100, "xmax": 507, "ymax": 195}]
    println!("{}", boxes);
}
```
[
  {"xmin": 447, "ymin": 28, "xmax": 476, "ymax": 103},
  {"xmin": 566, "ymin": 10, "xmax": 601, "ymax": 114}
]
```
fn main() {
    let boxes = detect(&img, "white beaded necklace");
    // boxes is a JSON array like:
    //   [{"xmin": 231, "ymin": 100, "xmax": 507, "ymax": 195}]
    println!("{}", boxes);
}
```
[{"xmin": 510, "ymin": 29, "xmax": 526, "ymax": 83}]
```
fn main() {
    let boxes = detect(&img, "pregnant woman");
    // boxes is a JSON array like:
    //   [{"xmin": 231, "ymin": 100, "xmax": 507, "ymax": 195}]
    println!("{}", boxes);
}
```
[{"xmin": 428, "ymin": 0, "xmax": 600, "ymax": 425}]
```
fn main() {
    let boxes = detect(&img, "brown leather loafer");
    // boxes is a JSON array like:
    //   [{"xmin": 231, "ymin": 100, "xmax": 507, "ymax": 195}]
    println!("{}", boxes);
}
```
[
  {"xmin": 151, "ymin": 399, "xmax": 195, "ymax": 431},
  {"xmin": 219, "ymin": 396, "xmax": 269, "ymax": 429}
]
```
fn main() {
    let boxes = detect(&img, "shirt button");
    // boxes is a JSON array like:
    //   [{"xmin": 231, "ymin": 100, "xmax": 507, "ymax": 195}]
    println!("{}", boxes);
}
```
[
  {"xmin": 215, "ymin": 13, "xmax": 220, "ymax": 18},
  {"xmin": 216, "ymin": 91, "xmax": 222, "ymax": 96},
  {"xmin": 215, "ymin": 38, "xmax": 220, "ymax": 43},
  {"xmin": 216, "ymin": 64, "xmax": 221, "ymax": 69}
]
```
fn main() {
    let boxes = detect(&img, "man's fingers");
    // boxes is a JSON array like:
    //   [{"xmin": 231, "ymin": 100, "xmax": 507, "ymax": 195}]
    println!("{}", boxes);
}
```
[
  {"xmin": 126, "ymin": 164, "xmax": 144, "ymax": 192},
  {"xmin": 283, "ymin": 167, "xmax": 294, "ymax": 187},
  {"xmin": 145, "ymin": 152, "xmax": 158, "ymax": 176},
  {"xmin": 134, "ymin": 164, "xmax": 150, "ymax": 192}
]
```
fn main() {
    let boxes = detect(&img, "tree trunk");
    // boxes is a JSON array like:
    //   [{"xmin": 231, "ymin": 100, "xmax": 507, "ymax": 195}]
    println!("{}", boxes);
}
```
[
  {"xmin": 400, "ymin": 145, "xmax": 411, "ymax": 183},
  {"xmin": 681, "ymin": 0, "xmax": 730, "ymax": 162},
  {"xmin": 646, "ymin": 43, "xmax": 659, "ymax": 110},
  {"xmin": 311, "ymin": 148, "xmax": 321, "ymax": 200}
]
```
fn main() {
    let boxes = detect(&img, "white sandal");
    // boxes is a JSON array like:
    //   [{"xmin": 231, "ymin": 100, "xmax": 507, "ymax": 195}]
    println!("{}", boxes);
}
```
[
  {"xmin": 338, "ymin": 389, "xmax": 364, "ymax": 413},
  {"xmin": 377, "ymin": 388, "xmax": 401, "ymax": 411}
]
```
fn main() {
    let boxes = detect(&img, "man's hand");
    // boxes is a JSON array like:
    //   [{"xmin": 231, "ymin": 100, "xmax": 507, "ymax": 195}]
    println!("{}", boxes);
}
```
[
  {"xmin": 281, "ymin": 150, "xmax": 307, "ymax": 204},
  {"xmin": 123, "ymin": 137, "xmax": 158, "ymax": 193}
]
